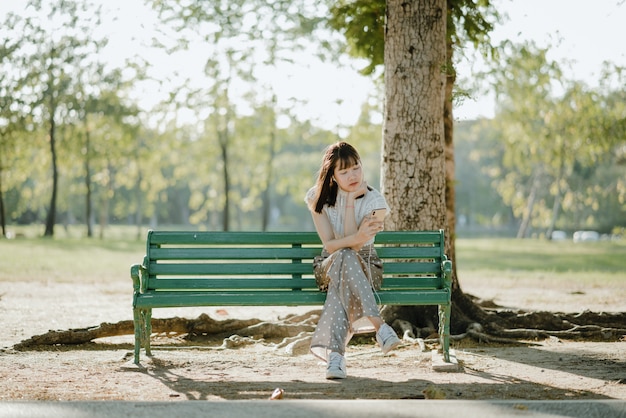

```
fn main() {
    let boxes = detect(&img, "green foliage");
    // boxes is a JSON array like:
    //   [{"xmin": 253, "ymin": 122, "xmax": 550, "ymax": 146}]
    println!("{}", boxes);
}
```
[
  {"xmin": 1, "ymin": 0, "xmax": 623, "ymax": 237},
  {"xmin": 326, "ymin": 0, "xmax": 499, "ymax": 74},
  {"xmin": 448, "ymin": 0, "xmax": 498, "ymax": 52},
  {"xmin": 454, "ymin": 119, "xmax": 513, "ymax": 230},
  {"xmin": 327, "ymin": 0, "xmax": 385, "ymax": 75},
  {"xmin": 0, "ymin": 0, "xmax": 143, "ymax": 236},
  {"xmin": 485, "ymin": 41, "xmax": 626, "ymax": 234}
]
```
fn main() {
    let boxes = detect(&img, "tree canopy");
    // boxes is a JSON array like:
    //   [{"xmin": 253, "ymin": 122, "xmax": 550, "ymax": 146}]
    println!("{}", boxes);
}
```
[{"xmin": 0, "ymin": 0, "xmax": 623, "ymax": 241}]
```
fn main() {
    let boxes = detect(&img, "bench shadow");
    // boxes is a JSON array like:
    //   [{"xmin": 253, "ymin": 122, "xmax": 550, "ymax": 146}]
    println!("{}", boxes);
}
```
[
  {"xmin": 461, "ymin": 343, "xmax": 626, "ymax": 384},
  {"xmin": 123, "ymin": 353, "xmax": 613, "ymax": 401},
  {"xmin": 13, "ymin": 337, "xmax": 622, "ymax": 400},
  {"xmin": 134, "ymin": 359, "xmax": 431, "ymax": 400}
]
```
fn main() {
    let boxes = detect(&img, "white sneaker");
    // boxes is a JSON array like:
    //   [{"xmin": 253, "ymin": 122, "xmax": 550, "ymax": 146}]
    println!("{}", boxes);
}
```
[
  {"xmin": 326, "ymin": 352, "xmax": 347, "ymax": 379},
  {"xmin": 376, "ymin": 323, "xmax": 401, "ymax": 355}
]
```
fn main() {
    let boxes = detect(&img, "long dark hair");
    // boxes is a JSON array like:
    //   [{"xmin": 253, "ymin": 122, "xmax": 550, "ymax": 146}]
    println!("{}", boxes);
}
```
[{"xmin": 311, "ymin": 141, "xmax": 361, "ymax": 214}]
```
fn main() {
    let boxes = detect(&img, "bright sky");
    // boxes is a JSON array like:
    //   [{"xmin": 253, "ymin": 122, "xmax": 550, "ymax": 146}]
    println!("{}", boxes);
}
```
[{"xmin": 2, "ymin": 0, "xmax": 625, "ymax": 127}]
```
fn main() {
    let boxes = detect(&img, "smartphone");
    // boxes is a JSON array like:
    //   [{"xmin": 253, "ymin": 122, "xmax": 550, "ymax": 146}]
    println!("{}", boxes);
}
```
[{"xmin": 370, "ymin": 208, "xmax": 386, "ymax": 222}]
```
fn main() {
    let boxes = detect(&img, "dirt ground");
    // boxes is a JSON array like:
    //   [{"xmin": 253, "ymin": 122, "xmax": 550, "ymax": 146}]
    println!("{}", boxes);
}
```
[{"xmin": 0, "ymin": 280, "xmax": 625, "ymax": 401}]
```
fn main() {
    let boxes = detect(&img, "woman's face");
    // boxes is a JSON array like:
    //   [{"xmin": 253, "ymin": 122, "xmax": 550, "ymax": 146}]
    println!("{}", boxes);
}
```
[{"xmin": 333, "ymin": 160, "xmax": 363, "ymax": 193}]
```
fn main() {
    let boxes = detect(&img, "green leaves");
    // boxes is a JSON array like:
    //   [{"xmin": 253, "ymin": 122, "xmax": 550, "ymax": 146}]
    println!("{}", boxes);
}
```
[{"xmin": 480, "ymin": 41, "xmax": 626, "ymax": 234}]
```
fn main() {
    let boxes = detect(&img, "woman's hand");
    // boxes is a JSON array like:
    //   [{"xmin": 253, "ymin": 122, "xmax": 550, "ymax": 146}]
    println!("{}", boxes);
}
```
[
  {"xmin": 356, "ymin": 212, "xmax": 384, "ymax": 242},
  {"xmin": 348, "ymin": 180, "xmax": 368, "ymax": 202}
]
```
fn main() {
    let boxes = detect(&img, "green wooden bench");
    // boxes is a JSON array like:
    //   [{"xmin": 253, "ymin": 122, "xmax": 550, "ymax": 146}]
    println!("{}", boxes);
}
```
[{"xmin": 131, "ymin": 230, "xmax": 453, "ymax": 367}]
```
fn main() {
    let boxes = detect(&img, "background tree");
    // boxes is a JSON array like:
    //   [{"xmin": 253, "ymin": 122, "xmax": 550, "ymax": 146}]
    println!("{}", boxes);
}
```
[
  {"xmin": 0, "ymin": 23, "xmax": 26, "ymax": 237},
  {"xmin": 327, "ymin": 0, "xmax": 498, "ymax": 331},
  {"xmin": 328, "ymin": 0, "xmax": 496, "ymax": 245},
  {"xmin": 7, "ymin": 0, "xmax": 108, "ymax": 237},
  {"xmin": 486, "ymin": 43, "xmax": 625, "ymax": 238},
  {"xmin": 327, "ymin": 0, "xmax": 624, "ymax": 338},
  {"xmin": 146, "ymin": 0, "xmax": 321, "ymax": 231}
]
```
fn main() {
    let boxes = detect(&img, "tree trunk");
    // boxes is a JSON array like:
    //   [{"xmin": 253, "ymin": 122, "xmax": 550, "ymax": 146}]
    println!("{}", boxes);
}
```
[
  {"xmin": 218, "ymin": 128, "xmax": 230, "ymax": 231},
  {"xmin": 382, "ymin": 0, "xmax": 447, "ymax": 232},
  {"xmin": 546, "ymin": 188, "xmax": 562, "ymax": 240},
  {"xmin": 517, "ymin": 170, "xmax": 541, "ymax": 239},
  {"xmin": 44, "ymin": 99, "xmax": 58, "ymax": 237},
  {"xmin": 382, "ymin": 0, "xmax": 488, "ymax": 333},
  {"xmin": 84, "ymin": 118, "xmax": 93, "ymax": 238},
  {"xmin": 546, "ymin": 160, "xmax": 565, "ymax": 239},
  {"xmin": 261, "ymin": 96, "xmax": 278, "ymax": 232},
  {"xmin": 443, "ymin": 13, "xmax": 458, "ymax": 288},
  {"xmin": 0, "ymin": 167, "xmax": 5, "ymax": 237},
  {"xmin": 98, "ymin": 161, "xmax": 113, "ymax": 240},
  {"xmin": 134, "ymin": 137, "xmax": 143, "ymax": 240}
]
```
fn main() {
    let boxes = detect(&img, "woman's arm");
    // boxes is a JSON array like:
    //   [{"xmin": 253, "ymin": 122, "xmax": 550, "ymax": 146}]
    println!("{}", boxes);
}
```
[{"xmin": 311, "ymin": 209, "xmax": 381, "ymax": 254}]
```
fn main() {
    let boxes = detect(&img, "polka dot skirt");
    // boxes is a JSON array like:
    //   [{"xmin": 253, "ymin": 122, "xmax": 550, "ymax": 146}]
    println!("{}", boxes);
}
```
[{"xmin": 310, "ymin": 247, "xmax": 382, "ymax": 362}]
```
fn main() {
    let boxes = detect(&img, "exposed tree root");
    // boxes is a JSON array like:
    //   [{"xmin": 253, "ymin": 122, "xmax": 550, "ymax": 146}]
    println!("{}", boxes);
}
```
[
  {"xmin": 382, "ymin": 301, "xmax": 626, "ymax": 346},
  {"xmin": 483, "ymin": 310, "xmax": 626, "ymax": 341},
  {"xmin": 12, "ymin": 311, "xmax": 320, "ymax": 353},
  {"xmin": 12, "ymin": 302, "xmax": 626, "ymax": 354}
]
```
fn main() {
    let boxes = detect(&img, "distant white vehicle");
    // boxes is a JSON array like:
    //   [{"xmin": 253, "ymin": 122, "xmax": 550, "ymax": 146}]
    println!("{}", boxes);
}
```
[
  {"xmin": 550, "ymin": 230, "xmax": 567, "ymax": 241},
  {"xmin": 573, "ymin": 230, "xmax": 600, "ymax": 243}
]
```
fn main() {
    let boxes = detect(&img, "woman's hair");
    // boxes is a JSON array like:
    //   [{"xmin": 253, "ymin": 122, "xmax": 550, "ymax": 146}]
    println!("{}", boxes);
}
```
[{"xmin": 311, "ymin": 141, "xmax": 361, "ymax": 214}]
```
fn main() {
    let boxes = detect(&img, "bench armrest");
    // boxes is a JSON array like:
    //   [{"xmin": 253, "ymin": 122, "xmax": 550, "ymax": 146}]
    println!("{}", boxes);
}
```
[
  {"xmin": 130, "ymin": 263, "xmax": 142, "ymax": 292},
  {"xmin": 441, "ymin": 256, "xmax": 452, "ymax": 289},
  {"xmin": 130, "ymin": 256, "xmax": 149, "ymax": 302}
]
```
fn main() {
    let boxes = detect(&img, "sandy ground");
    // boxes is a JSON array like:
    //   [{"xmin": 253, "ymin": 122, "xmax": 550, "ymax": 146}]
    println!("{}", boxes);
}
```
[{"xmin": 0, "ymin": 280, "xmax": 625, "ymax": 401}]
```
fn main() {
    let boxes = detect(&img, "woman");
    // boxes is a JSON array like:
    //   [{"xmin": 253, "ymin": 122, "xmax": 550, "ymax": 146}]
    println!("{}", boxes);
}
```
[{"xmin": 305, "ymin": 141, "xmax": 401, "ymax": 380}]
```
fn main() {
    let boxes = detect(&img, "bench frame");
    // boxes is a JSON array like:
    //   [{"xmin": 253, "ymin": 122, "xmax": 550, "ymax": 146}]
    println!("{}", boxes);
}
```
[{"xmin": 131, "ymin": 230, "xmax": 453, "ymax": 366}]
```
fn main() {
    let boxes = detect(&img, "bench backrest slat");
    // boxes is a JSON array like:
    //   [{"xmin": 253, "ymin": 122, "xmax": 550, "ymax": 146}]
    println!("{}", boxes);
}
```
[
  {"xmin": 148, "ymin": 231, "xmax": 323, "ymax": 245},
  {"xmin": 147, "ymin": 230, "xmax": 444, "ymax": 245}
]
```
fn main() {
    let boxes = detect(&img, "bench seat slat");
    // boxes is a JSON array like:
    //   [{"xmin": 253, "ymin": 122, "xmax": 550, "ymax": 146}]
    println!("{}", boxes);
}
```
[{"xmin": 134, "ymin": 289, "xmax": 450, "ymax": 308}]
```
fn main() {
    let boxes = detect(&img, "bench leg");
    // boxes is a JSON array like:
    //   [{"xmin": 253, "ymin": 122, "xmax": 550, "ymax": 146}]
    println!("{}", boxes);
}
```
[
  {"xmin": 144, "ymin": 308, "xmax": 153, "ymax": 357},
  {"xmin": 133, "ymin": 307, "xmax": 153, "ymax": 364},
  {"xmin": 438, "ymin": 304, "xmax": 451, "ymax": 363},
  {"xmin": 133, "ymin": 307, "xmax": 142, "ymax": 364},
  {"xmin": 431, "ymin": 304, "xmax": 459, "ymax": 372}
]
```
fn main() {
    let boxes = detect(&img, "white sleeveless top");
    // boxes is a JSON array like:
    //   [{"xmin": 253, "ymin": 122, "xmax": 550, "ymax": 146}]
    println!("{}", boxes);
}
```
[{"xmin": 305, "ymin": 186, "xmax": 390, "ymax": 246}]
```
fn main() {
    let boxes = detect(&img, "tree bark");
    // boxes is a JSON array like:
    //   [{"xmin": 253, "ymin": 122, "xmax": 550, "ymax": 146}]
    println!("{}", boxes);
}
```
[
  {"xmin": 443, "ymin": 10, "xmax": 458, "ymax": 288},
  {"xmin": 381, "ymin": 0, "xmax": 489, "ymax": 334},
  {"xmin": 382, "ymin": 0, "xmax": 447, "ymax": 232}
]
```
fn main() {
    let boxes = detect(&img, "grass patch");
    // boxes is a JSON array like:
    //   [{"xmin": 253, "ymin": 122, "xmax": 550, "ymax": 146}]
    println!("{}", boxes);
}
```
[
  {"xmin": 455, "ymin": 238, "xmax": 626, "ymax": 288},
  {"xmin": 0, "ymin": 233, "xmax": 145, "ymax": 284},
  {"xmin": 456, "ymin": 238, "xmax": 625, "ymax": 273}
]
